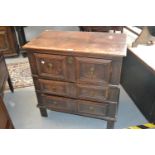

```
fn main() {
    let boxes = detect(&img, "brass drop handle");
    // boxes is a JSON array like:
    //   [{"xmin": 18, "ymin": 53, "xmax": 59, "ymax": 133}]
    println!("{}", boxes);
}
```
[
  {"xmin": 90, "ymin": 67, "xmax": 95, "ymax": 75},
  {"xmin": 41, "ymin": 60, "xmax": 45, "ymax": 64},
  {"xmin": 67, "ymin": 57, "xmax": 73, "ymax": 64},
  {"xmin": 48, "ymin": 63, "xmax": 53, "ymax": 68}
]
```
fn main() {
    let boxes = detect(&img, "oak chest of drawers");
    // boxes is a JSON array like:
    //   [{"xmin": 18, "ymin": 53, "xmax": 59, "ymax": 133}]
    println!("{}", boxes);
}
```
[{"xmin": 23, "ymin": 30, "xmax": 127, "ymax": 128}]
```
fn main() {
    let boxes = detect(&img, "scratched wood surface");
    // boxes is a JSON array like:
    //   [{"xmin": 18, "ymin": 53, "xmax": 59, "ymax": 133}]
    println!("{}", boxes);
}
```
[{"xmin": 23, "ymin": 30, "xmax": 127, "ymax": 57}]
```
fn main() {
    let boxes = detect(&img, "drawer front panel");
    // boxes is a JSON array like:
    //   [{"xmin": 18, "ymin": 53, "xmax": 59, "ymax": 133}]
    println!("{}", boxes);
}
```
[
  {"xmin": 34, "ymin": 53, "xmax": 67, "ymax": 80},
  {"xmin": 41, "ymin": 95, "xmax": 76, "ymax": 112},
  {"xmin": 38, "ymin": 79, "xmax": 76, "ymax": 97},
  {"xmin": 76, "ymin": 57, "xmax": 112, "ymax": 85},
  {"xmin": 77, "ymin": 100, "xmax": 108, "ymax": 116},
  {"xmin": 77, "ymin": 84, "xmax": 108, "ymax": 102}
]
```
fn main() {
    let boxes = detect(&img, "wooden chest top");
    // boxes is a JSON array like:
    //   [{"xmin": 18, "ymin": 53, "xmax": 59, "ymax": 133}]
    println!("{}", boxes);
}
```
[{"xmin": 23, "ymin": 30, "xmax": 127, "ymax": 57}]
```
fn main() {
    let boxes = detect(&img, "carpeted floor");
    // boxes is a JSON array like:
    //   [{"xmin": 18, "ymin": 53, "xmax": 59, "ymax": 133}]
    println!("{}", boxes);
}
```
[{"xmin": 6, "ymin": 61, "xmax": 33, "ymax": 90}]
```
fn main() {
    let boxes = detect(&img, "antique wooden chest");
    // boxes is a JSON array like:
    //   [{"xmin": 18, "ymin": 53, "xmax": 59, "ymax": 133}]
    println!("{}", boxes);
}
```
[
  {"xmin": 0, "ymin": 54, "xmax": 14, "ymax": 129},
  {"xmin": 23, "ymin": 30, "xmax": 127, "ymax": 128}
]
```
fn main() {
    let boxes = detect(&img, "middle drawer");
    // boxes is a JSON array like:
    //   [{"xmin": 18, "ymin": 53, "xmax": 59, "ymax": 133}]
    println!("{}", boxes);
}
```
[{"xmin": 36, "ymin": 79, "xmax": 119, "ymax": 103}]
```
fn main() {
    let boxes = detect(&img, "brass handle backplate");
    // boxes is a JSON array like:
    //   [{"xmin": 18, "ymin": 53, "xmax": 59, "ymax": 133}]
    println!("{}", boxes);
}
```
[{"xmin": 48, "ymin": 63, "xmax": 53, "ymax": 68}]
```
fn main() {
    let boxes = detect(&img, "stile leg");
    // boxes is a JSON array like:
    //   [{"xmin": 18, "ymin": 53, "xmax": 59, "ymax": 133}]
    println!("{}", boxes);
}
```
[
  {"xmin": 39, "ymin": 108, "xmax": 48, "ymax": 117},
  {"xmin": 107, "ymin": 121, "xmax": 115, "ymax": 129}
]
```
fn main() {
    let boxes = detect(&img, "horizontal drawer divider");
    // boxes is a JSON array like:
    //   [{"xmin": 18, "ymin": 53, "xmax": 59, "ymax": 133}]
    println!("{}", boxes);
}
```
[{"xmin": 32, "ymin": 75, "xmax": 120, "ymax": 88}]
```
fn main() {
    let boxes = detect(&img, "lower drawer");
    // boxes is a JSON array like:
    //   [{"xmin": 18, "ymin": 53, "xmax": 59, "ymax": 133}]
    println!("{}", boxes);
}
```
[
  {"xmin": 40, "ymin": 94, "xmax": 76, "ymax": 113},
  {"xmin": 38, "ymin": 94, "xmax": 117, "ymax": 120},
  {"xmin": 36, "ymin": 78, "xmax": 120, "ymax": 103},
  {"xmin": 77, "ymin": 100, "xmax": 108, "ymax": 116}
]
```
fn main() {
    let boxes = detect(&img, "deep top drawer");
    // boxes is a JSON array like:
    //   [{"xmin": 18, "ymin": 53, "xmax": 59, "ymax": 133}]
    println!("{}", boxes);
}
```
[
  {"xmin": 34, "ymin": 53, "xmax": 76, "ymax": 82},
  {"xmin": 32, "ymin": 53, "xmax": 121, "ymax": 85},
  {"xmin": 36, "ymin": 79, "xmax": 119, "ymax": 103}
]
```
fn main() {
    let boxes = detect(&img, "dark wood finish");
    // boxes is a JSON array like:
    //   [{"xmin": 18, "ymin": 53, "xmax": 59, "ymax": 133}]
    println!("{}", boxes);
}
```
[
  {"xmin": 39, "ymin": 108, "xmax": 48, "ymax": 117},
  {"xmin": 15, "ymin": 26, "xmax": 27, "ymax": 46},
  {"xmin": 23, "ymin": 30, "xmax": 127, "ymax": 129},
  {"xmin": 79, "ymin": 26, "xmax": 124, "ymax": 33},
  {"xmin": 0, "ymin": 53, "xmax": 14, "ymax": 129},
  {"xmin": 0, "ymin": 96, "xmax": 8, "ymax": 128},
  {"xmin": 0, "ymin": 30, "xmax": 8, "ymax": 50},
  {"xmin": 0, "ymin": 54, "xmax": 14, "ymax": 93},
  {"xmin": 77, "ymin": 84, "xmax": 108, "ymax": 102},
  {"xmin": 107, "ymin": 120, "xmax": 115, "ymax": 129},
  {"xmin": 124, "ymin": 26, "xmax": 140, "ymax": 36},
  {"xmin": 0, "ymin": 55, "xmax": 8, "ymax": 91},
  {"xmin": 23, "ymin": 31, "xmax": 127, "ymax": 57},
  {"xmin": 76, "ymin": 57, "xmax": 112, "ymax": 85},
  {"xmin": 40, "ymin": 94, "xmax": 77, "ymax": 113},
  {"xmin": 8, "ymin": 76, "xmax": 14, "ymax": 93},
  {"xmin": 35, "ymin": 53, "xmax": 68, "ymax": 81},
  {"xmin": 38, "ymin": 92, "xmax": 118, "ymax": 120},
  {"xmin": 0, "ymin": 96, "xmax": 14, "ymax": 129},
  {"xmin": 0, "ymin": 26, "xmax": 19, "ymax": 57},
  {"xmin": 36, "ymin": 79, "xmax": 119, "ymax": 103},
  {"xmin": 77, "ymin": 100, "xmax": 108, "ymax": 117},
  {"xmin": 121, "ymin": 48, "xmax": 155, "ymax": 122},
  {"xmin": 38, "ymin": 79, "xmax": 76, "ymax": 98},
  {"xmin": 112, "ymin": 26, "xmax": 124, "ymax": 33}
]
